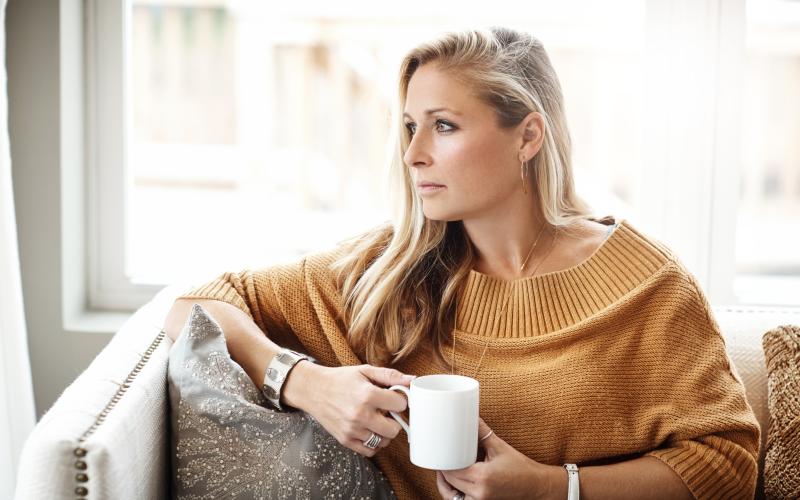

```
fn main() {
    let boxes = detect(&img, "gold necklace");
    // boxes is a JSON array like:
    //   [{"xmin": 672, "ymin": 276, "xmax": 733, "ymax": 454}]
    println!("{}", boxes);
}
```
[{"xmin": 451, "ymin": 227, "xmax": 560, "ymax": 379}]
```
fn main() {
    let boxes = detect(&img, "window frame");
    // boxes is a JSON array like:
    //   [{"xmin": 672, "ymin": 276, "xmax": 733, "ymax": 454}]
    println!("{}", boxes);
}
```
[{"xmin": 86, "ymin": 0, "xmax": 162, "ymax": 310}]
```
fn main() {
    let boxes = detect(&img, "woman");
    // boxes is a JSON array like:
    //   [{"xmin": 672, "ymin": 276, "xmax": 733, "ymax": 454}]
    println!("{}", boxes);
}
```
[{"xmin": 164, "ymin": 27, "xmax": 759, "ymax": 499}]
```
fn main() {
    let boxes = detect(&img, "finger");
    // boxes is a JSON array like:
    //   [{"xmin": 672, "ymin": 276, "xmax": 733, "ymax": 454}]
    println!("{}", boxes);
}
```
[
  {"xmin": 356, "ymin": 429, "xmax": 392, "ymax": 450},
  {"xmin": 360, "ymin": 365, "xmax": 416, "ymax": 388},
  {"xmin": 442, "ymin": 470, "xmax": 475, "ymax": 493},
  {"xmin": 442, "ymin": 463, "xmax": 479, "ymax": 484},
  {"xmin": 348, "ymin": 435, "xmax": 387, "ymax": 457},
  {"xmin": 367, "ymin": 386, "xmax": 409, "ymax": 413},
  {"xmin": 477, "ymin": 417, "xmax": 501, "ymax": 455},
  {"xmin": 478, "ymin": 417, "xmax": 491, "ymax": 438},
  {"xmin": 436, "ymin": 470, "xmax": 460, "ymax": 499},
  {"xmin": 366, "ymin": 410, "xmax": 404, "ymax": 439}
]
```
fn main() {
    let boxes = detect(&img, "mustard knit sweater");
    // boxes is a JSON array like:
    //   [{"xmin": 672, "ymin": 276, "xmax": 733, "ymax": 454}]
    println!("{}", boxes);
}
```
[{"xmin": 179, "ymin": 218, "xmax": 760, "ymax": 499}]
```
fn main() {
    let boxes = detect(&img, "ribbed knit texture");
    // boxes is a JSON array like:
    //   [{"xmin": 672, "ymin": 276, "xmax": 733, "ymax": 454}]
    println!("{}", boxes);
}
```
[{"xmin": 179, "ymin": 218, "xmax": 760, "ymax": 499}]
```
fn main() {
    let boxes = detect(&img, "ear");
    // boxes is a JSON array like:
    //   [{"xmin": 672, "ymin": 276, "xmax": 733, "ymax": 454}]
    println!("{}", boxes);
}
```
[{"xmin": 518, "ymin": 111, "xmax": 545, "ymax": 162}]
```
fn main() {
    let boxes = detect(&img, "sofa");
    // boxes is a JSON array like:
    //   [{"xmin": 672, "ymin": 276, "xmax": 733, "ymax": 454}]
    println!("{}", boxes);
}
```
[{"xmin": 13, "ymin": 285, "xmax": 800, "ymax": 499}]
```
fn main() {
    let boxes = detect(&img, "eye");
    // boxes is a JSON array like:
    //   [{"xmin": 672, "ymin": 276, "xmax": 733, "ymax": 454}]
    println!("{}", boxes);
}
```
[
  {"xmin": 405, "ymin": 122, "xmax": 417, "ymax": 137},
  {"xmin": 435, "ymin": 119, "xmax": 456, "ymax": 133}
]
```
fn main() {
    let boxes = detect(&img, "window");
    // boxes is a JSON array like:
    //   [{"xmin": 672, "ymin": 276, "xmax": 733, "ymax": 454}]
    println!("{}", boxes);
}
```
[
  {"xmin": 734, "ymin": 0, "xmax": 800, "ymax": 305},
  {"xmin": 85, "ymin": 0, "xmax": 799, "ymax": 310}
]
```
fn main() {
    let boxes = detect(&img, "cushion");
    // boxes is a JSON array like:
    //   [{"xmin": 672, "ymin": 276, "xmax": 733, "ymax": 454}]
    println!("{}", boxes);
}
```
[
  {"xmin": 761, "ymin": 324, "xmax": 800, "ymax": 499},
  {"xmin": 168, "ymin": 303, "xmax": 396, "ymax": 499}
]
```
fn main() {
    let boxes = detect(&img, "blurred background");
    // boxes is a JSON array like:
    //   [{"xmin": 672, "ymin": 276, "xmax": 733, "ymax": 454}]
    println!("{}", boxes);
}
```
[{"xmin": 122, "ymin": 0, "xmax": 799, "ymax": 301}]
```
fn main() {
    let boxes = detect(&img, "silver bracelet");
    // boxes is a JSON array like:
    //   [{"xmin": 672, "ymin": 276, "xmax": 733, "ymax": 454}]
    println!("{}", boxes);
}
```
[
  {"xmin": 260, "ymin": 348, "xmax": 316, "ymax": 411},
  {"xmin": 564, "ymin": 463, "xmax": 579, "ymax": 500}
]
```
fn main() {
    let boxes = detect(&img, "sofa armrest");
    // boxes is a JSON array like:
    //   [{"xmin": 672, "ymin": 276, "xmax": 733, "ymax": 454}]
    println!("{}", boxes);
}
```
[{"xmin": 15, "ymin": 285, "xmax": 188, "ymax": 500}]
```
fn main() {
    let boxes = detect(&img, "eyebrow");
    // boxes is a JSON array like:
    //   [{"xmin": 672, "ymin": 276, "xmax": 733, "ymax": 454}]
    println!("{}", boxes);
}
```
[{"xmin": 402, "ymin": 107, "xmax": 461, "ymax": 120}]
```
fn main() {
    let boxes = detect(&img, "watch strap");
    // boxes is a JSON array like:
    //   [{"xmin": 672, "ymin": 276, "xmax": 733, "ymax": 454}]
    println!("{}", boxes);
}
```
[{"xmin": 564, "ymin": 463, "xmax": 579, "ymax": 500}]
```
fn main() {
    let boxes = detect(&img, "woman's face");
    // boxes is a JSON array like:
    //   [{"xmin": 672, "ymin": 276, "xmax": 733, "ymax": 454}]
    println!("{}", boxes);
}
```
[{"xmin": 403, "ymin": 63, "xmax": 536, "ymax": 222}]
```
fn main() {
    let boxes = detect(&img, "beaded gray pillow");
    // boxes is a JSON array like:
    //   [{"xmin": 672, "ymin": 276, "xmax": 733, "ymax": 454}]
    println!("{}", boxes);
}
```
[{"xmin": 167, "ymin": 303, "xmax": 396, "ymax": 499}]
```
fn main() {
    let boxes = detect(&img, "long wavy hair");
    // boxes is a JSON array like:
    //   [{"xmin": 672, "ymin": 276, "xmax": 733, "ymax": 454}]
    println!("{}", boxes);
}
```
[{"xmin": 330, "ymin": 26, "xmax": 593, "ymax": 369}]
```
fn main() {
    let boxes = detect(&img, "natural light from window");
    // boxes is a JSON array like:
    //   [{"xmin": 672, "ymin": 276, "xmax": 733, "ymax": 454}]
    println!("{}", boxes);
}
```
[{"xmin": 125, "ymin": 0, "xmax": 800, "ymax": 306}]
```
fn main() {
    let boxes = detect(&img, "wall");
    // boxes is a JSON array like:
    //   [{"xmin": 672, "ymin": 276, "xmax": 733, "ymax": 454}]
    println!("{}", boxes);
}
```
[{"xmin": 7, "ymin": 0, "xmax": 115, "ymax": 418}]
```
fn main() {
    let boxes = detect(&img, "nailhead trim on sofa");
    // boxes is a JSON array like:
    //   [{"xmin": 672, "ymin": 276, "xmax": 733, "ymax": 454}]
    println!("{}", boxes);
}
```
[{"xmin": 71, "ymin": 329, "xmax": 167, "ymax": 499}]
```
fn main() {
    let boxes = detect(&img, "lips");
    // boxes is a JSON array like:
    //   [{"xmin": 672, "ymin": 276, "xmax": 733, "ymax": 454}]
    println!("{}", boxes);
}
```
[{"xmin": 417, "ymin": 182, "xmax": 445, "ymax": 188}]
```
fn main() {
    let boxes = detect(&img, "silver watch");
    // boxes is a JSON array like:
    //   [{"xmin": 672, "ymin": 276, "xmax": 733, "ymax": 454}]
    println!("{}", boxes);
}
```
[
  {"xmin": 261, "ymin": 348, "xmax": 316, "ymax": 411},
  {"xmin": 564, "ymin": 463, "xmax": 579, "ymax": 500}
]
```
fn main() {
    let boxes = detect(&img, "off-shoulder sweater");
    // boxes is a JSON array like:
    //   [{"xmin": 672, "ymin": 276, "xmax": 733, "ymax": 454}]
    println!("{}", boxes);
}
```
[{"xmin": 178, "ymin": 216, "xmax": 760, "ymax": 499}]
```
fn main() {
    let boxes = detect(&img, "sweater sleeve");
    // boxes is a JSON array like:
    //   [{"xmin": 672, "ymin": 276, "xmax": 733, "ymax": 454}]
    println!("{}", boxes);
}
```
[
  {"xmin": 644, "ymin": 433, "xmax": 758, "ymax": 499},
  {"xmin": 641, "ymin": 266, "xmax": 760, "ymax": 500},
  {"xmin": 176, "ymin": 258, "xmax": 310, "ymax": 348}
]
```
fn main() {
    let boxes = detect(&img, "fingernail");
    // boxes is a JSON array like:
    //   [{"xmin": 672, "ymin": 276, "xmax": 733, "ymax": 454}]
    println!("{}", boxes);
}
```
[{"xmin": 405, "ymin": 374, "xmax": 416, "ymax": 379}]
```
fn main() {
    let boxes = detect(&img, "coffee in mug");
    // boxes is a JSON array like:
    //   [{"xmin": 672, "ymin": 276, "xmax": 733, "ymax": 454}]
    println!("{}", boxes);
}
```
[{"xmin": 388, "ymin": 374, "xmax": 479, "ymax": 470}]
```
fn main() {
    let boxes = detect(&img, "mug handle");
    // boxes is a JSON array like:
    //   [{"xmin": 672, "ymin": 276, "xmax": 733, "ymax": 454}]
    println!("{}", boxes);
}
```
[{"xmin": 387, "ymin": 385, "xmax": 410, "ymax": 437}]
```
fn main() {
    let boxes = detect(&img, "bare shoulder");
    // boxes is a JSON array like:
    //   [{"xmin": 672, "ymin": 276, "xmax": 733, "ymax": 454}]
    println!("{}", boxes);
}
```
[
  {"xmin": 558, "ymin": 218, "xmax": 611, "ymax": 245},
  {"xmin": 540, "ymin": 219, "xmax": 612, "ymax": 274},
  {"xmin": 580, "ymin": 218, "xmax": 613, "ymax": 240}
]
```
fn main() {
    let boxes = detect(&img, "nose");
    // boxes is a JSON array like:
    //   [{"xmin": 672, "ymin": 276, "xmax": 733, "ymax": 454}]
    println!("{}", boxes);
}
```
[{"xmin": 403, "ymin": 131, "xmax": 432, "ymax": 170}]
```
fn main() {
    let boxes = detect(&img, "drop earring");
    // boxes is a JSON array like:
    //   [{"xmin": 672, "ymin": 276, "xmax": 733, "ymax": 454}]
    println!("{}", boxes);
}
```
[{"xmin": 520, "ymin": 158, "xmax": 529, "ymax": 194}]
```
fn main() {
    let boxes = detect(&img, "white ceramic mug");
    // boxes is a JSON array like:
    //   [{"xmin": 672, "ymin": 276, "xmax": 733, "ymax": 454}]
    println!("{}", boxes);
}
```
[{"xmin": 388, "ymin": 374, "xmax": 479, "ymax": 470}]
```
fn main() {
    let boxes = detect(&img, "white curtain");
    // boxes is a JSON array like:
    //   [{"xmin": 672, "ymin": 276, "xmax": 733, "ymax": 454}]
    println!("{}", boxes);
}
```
[{"xmin": 0, "ymin": 0, "xmax": 37, "ymax": 497}]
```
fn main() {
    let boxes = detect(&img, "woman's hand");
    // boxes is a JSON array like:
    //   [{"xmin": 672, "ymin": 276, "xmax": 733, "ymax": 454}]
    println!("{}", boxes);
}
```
[
  {"xmin": 287, "ymin": 363, "xmax": 414, "ymax": 457},
  {"xmin": 436, "ymin": 418, "xmax": 554, "ymax": 500}
]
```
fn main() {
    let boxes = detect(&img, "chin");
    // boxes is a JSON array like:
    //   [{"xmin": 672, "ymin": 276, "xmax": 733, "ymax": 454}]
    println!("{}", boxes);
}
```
[{"xmin": 421, "ymin": 207, "xmax": 461, "ymax": 223}]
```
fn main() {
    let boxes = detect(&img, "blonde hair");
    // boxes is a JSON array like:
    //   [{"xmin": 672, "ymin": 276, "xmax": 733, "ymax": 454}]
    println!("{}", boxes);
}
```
[{"xmin": 331, "ymin": 26, "xmax": 593, "ymax": 369}]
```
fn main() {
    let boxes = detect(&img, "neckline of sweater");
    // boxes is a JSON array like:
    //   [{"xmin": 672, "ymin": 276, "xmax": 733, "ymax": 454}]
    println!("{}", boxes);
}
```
[
  {"xmin": 467, "ymin": 215, "xmax": 622, "ymax": 285},
  {"xmin": 455, "ymin": 217, "xmax": 676, "ymax": 339}
]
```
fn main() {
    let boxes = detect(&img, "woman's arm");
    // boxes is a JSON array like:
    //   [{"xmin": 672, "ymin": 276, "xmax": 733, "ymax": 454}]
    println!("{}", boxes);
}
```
[
  {"xmin": 164, "ymin": 298, "xmax": 279, "ymax": 393},
  {"xmin": 544, "ymin": 456, "xmax": 693, "ymax": 500},
  {"xmin": 438, "ymin": 421, "xmax": 696, "ymax": 500},
  {"xmin": 164, "ymin": 296, "xmax": 410, "ymax": 460},
  {"xmin": 163, "ymin": 298, "xmax": 317, "ymax": 409}
]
